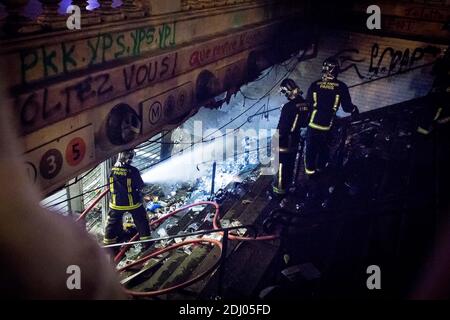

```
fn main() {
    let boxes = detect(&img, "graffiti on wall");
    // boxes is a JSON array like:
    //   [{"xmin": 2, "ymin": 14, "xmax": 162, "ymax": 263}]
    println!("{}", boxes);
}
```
[
  {"xmin": 14, "ymin": 22, "xmax": 279, "ymax": 135},
  {"xmin": 16, "ymin": 52, "xmax": 178, "ymax": 134},
  {"xmin": 332, "ymin": 43, "xmax": 441, "ymax": 83},
  {"xmin": 188, "ymin": 26, "xmax": 275, "ymax": 68},
  {"xmin": 382, "ymin": 14, "xmax": 449, "ymax": 38},
  {"xmin": 411, "ymin": 0, "xmax": 448, "ymax": 6},
  {"xmin": 403, "ymin": 5, "xmax": 449, "ymax": 21},
  {"xmin": 18, "ymin": 22, "xmax": 176, "ymax": 85}
]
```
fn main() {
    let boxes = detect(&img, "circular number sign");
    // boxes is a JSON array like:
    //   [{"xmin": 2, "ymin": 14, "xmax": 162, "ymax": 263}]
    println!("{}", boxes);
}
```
[
  {"xmin": 25, "ymin": 161, "xmax": 38, "ymax": 184},
  {"xmin": 40, "ymin": 149, "xmax": 63, "ymax": 180},
  {"xmin": 66, "ymin": 137, "xmax": 86, "ymax": 167}
]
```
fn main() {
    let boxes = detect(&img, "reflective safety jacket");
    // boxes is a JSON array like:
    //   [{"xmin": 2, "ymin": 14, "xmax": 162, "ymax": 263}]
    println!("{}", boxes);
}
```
[
  {"xmin": 306, "ymin": 79, "xmax": 357, "ymax": 131},
  {"xmin": 109, "ymin": 164, "xmax": 144, "ymax": 211},
  {"xmin": 277, "ymin": 95, "xmax": 310, "ymax": 153}
]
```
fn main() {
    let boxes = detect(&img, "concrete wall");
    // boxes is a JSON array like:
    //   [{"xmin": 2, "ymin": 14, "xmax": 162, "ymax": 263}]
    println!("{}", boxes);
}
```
[
  {"xmin": 0, "ymin": 1, "xmax": 305, "ymax": 196},
  {"xmin": 292, "ymin": 30, "xmax": 445, "ymax": 113},
  {"xmin": 180, "ymin": 28, "xmax": 445, "ymax": 146}
]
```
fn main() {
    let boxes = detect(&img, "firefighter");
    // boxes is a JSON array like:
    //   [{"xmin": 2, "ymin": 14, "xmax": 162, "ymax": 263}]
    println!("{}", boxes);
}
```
[
  {"xmin": 417, "ymin": 45, "xmax": 450, "ymax": 136},
  {"xmin": 304, "ymin": 58, "xmax": 359, "ymax": 177},
  {"xmin": 272, "ymin": 78, "xmax": 310, "ymax": 198},
  {"xmin": 103, "ymin": 149, "xmax": 151, "ymax": 253},
  {"xmin": 303, "ymin": 58, "xmax": 359, "ymax": 205}
]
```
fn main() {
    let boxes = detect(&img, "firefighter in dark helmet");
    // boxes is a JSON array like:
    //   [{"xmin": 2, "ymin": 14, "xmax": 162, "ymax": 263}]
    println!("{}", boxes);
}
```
[
  {"xmin": 304, "ymin": 57, "xmax": 359, "ymax": 179},
  {"xmin": 103, "ymin": 149, "xmax": 151, "ymax": 252},
  {"xmin": 272, "ymin": 78, "xmax": 310, "ymax": 198}
]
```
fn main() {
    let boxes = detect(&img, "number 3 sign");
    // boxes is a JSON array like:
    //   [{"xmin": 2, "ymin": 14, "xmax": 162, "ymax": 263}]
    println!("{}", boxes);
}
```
[{"xmin": 39, "ymin": 149, "xmax": 63, "ymax": 180}]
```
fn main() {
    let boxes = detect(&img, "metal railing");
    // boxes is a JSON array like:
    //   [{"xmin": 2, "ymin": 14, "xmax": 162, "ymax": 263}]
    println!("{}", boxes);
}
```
[{"xmin": 104, "ymin": 223, "xmax": 260, "ymax": 297}]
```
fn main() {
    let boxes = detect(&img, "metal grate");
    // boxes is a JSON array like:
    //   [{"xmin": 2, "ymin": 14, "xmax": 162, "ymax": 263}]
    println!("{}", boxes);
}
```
[
  {"xmin": 40, "ymin": 188, "xmax": 69, "ymax": 215},
  {"xmin": 134, "ymin": 133, "xmax": 162, "ymax": 172},
  {"xmin": 82, "ymin": 165, "xmax": 103, "ymax": 208}
]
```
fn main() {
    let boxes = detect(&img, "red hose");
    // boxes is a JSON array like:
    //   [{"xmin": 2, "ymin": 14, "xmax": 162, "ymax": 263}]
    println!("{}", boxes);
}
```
[
  {"xmin": 76, "ymin": 188, "xmax": 109, "ymax": 222},
  {"xmin": 115, "ymin": 200, "xmax": 277, "ymax": 297},
  {"xmin": 119, "ymin": 238, "xmax": 222, "ymax": 297},
  {"xmin": 114, "ymin": 201, "xmax": 220, "ymax": 262},
  {"xmin": 115, "ymin": 199, "xmax": 277, "ymax": 264},
  {"xmin": 75, "ymin": 179, "xmax": 276, "ymax": 297}
]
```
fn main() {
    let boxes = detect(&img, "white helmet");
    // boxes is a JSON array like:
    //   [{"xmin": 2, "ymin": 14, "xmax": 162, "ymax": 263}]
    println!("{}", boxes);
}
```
[{"xmin": 117, "ymin": 149, "xmax": 135, "ymax": 165}]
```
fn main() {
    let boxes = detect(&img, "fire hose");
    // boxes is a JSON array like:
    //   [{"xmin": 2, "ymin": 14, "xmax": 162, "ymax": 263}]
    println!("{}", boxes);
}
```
[
  {"xmin": 116, "ymin": 200, "xmax": 279, "ymax": 262},
  {"xmin": 114, "ymin": 201, "xmax": 221, "ymax": 262},
  {"xmin": 114, "ymin": 201, "xmax": 279, "ymax": 298},
  {"xmin": 80, "ymin": 190, "xmax": 278, "ymax": 297},
  {"xmin": 117, "ymin": 238, "xmax": 223, "ymax": 297}
]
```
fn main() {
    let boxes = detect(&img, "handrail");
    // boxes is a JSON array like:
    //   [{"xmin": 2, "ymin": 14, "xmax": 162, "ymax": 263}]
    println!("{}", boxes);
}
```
[
  {"xmin": 111, "ymin": 223, "xmax": 262, "ymax": 298},
  {"xmin": 103, "ymin": 224, "xmax": 258, "ymax": 249},
  {"xmin": 113, "ymin": 201, "xmax": 222, "ymax": 262},
  {"xmin": 119, "ymin": 238, "xmax": 224, "ymax": 298}
]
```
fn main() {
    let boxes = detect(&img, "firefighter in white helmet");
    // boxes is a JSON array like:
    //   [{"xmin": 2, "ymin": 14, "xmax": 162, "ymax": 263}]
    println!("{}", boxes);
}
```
[{"xmin": 103, "ymin": 149, "xmax": 151, "ymax": 252}]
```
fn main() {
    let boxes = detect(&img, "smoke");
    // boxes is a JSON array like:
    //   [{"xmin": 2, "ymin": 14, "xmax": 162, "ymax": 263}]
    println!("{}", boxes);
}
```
[{"xmin": 141, "ymin": 140, "xmax": 222, "ymax": 184}]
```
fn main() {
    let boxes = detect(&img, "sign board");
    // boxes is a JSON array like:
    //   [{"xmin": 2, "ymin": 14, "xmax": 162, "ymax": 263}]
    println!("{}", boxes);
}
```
[
  {"xmin": 23, "ymin": 124, "xmax": 95, "ymax": 194},
  {"xmin": 141, "ymin": 82, "xmax": 194, "ymax": 135}
]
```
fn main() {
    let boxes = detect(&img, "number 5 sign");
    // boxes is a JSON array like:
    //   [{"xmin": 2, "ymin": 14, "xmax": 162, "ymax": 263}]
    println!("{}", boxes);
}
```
[
  {"xmin": 23, "ymin": 124, "xmax": 95, "ymax": 195},
  {"xmin": 66, "ymin": 137, "xmax": 86, "ymax": 167}
]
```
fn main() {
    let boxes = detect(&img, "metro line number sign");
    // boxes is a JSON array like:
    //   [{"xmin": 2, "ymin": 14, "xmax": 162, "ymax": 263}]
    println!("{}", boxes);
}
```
[
  {"xmin": 23, "ymin": 125, "xmax": 95, "ymax": 194},
  {"xmin": 39, "ymin": 149, "xmax": 64, "ymax": 180},
  {"xmin": 149, "ymin": 101, "xmax": 162, "ymax": 124},
  {"xmin": 141, "ymin": 82, "xmax": 193, "ymax": 134},
  {"xmin": 66, "ymin": 137, "xmax": 87, "ymax": 167}
]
